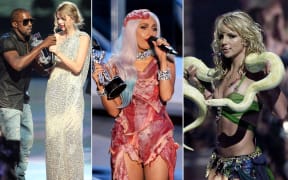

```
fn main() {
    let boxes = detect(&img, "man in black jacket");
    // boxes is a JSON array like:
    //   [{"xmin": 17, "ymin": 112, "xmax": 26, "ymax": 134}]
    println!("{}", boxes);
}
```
[{"xmin": 0, "ymin": 8, "xmax": 56, "ymax": 180}]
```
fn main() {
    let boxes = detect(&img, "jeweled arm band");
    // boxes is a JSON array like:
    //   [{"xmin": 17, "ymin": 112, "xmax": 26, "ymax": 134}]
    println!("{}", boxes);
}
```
[{"xmin": 158, "ymin": 69, "xmax": 171, "ymax": 80}]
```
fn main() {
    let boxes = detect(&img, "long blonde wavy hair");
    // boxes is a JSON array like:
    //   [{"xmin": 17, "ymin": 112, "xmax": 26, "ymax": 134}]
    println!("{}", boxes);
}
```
[{"xmin": 211, "ymin": 11, "xmax": 266, "ymax": 79}]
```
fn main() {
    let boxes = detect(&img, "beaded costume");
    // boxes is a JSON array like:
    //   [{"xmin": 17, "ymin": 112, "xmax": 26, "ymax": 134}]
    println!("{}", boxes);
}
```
[
  {"xmin": 206, "ymin": 89, "xmax": 277, "ymax": 180},
  {"xmin": 110, "ymin": 58, "xmax": 178, "ymax": 180},
  {"xmin": 206, "ymin": 148, "xmax": 273, "ymax": 180},
  {"xmin": 45, "ymin": 30, "xmax": 90, "ymax": 180}
]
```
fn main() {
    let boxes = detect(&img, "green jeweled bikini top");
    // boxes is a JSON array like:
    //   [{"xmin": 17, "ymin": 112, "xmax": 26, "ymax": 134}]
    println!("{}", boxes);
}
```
[{"xmin": 221, "ymin": 92, "xmax": 260, "ymax": 125}]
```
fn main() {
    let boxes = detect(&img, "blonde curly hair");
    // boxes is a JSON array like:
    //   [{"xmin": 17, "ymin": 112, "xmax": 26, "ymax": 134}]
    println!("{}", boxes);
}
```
[{"xmin": 211, "ymin": 11, "xmax": 265, "ymax": 79}]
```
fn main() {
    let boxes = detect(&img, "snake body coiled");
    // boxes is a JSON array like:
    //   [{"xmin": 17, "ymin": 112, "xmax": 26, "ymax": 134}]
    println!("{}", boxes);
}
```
[
  {"xmin": 183, "ymin": 79, "xmax": 207, "ymax": 151},
  {"xmin": 184, "ymin": 52, "xmax": 285, "ymax": 150},
  {"xmin": 184, "ymin": 57, "xmax": 217, "ymax": 82},
  {"xmin": 206, "ymin": 52, "xmax": 285, "ymax": 111}
]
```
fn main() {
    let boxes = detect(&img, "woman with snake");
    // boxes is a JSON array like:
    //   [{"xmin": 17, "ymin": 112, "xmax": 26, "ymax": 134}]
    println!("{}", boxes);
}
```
[
  {"xmin": 93, "ymin": 9, "xmax": 178, "ymax": 180},
  {"xmin": 185, "ymin": 11, "xmax": 288, "ymax": 179}
]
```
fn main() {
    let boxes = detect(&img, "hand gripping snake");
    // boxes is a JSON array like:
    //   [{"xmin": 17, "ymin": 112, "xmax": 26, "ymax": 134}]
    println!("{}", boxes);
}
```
[{"xmin": 183, "ymin": 52, "xmax": 285, "ymax": 151}]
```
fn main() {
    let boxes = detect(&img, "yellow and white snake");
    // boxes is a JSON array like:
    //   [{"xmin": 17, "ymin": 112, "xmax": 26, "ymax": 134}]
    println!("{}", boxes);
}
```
[{"xmin": 183, "ymin": 52, "xmax": 285, "ymax": 151}]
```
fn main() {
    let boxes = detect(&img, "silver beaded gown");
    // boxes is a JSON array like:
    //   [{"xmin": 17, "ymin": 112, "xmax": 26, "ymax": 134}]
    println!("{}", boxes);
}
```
[{"xmin": 45, "ymin": 30, "xmax": 90, "ymax": 180}]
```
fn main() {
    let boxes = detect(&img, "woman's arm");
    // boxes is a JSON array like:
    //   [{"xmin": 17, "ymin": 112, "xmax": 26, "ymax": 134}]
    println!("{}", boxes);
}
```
[
  {"xmin": 50, "ymin": 34, "xmax": 90, "ymax": 75},
  {"xmin": 259, "ymin": 87, "xmax": 288, "ymax": 121},
  {"xmin": 158, "ymin": 56, "xmax": 175, "ymax": 102},
  {"xmin": 272, "ymin": 91, "xmax": 288, "ymax": 120},
  {"xmin": 92, "ymin": 62, "xmax": 122, "ymax": 117},
  {"xmin": 184, "ymin": 65, "xmax": 213, "ymax": 100},
  {"xmin": 97, "ymin": 89, "xmax": 122, "ymax": 117}
]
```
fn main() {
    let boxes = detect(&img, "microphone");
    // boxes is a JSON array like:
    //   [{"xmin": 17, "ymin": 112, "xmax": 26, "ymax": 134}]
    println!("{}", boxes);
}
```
[
  {"xmin": 55, "ymin": 27, "xmax": 63, "ymax": 33},
  {"xmin": 148, "ymin": 36, "xmax": 178, "ymax": 55}
]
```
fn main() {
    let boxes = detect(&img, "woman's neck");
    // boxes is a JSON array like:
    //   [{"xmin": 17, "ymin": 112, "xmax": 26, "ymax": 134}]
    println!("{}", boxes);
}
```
[
  {"xmin": 64, "ymin": 27, "xmax": 76, "ymax": 37},
  {"xmin": 230, "ymin": 53, "xmax": 245, "ymax": 73}
]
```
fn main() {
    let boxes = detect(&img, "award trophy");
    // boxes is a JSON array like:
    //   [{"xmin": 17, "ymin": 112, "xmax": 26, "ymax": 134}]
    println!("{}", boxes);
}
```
[
  {"xmin": 92, "ymin": 48, "xmax": 127, "ymax": 100},
  {"xmin": 31, "ymin": 32, "xmax": 55, "ymax": 70}
]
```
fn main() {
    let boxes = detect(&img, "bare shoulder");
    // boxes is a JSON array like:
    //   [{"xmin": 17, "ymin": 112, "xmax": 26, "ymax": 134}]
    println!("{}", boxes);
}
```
[
  {"xmin": 79, "ymin": 31, "xmax": 90, "ymax": 39},
  {"xmin": 79, "ymin": 32, "xmax": 90, "ymax": 43}
]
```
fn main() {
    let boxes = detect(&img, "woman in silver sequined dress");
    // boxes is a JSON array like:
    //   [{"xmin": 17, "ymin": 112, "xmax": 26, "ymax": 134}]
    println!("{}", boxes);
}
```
[{"xmin": 45, "ymin": 1, "xmax": 90, "ymax": 179}]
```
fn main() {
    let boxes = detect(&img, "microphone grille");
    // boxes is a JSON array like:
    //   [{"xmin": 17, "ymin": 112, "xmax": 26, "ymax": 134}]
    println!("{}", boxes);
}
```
[{"xmin": 148, "ymin": 36, "xmax": 158, "ymax": 42}]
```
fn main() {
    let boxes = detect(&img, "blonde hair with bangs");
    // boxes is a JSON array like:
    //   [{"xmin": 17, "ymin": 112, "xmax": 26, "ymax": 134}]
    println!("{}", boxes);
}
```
[{"xmin": 53, "ymin": 1, "xmax": 84, "ymax": 32}]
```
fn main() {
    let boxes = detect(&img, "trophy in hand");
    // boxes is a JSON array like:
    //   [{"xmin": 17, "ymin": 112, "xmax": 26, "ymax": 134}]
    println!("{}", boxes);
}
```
[
  {"xmin": 92, "ymin": 48, "xmax": 127, "ymax": 100},
  {"xmin": 31, "ymin": 32, "xmax": 55, "ymax": 70}
]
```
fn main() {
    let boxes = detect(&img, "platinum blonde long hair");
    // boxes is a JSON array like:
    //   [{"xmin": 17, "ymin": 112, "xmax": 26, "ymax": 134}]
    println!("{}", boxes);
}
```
[{"xmin": 110, "ymin": 10, "xmax": 161, "ymax": 107}]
